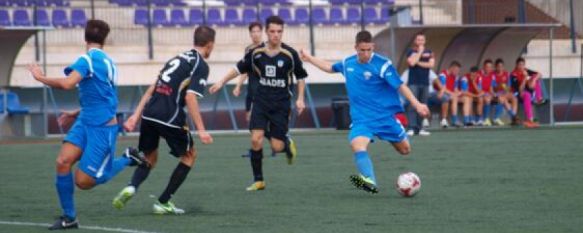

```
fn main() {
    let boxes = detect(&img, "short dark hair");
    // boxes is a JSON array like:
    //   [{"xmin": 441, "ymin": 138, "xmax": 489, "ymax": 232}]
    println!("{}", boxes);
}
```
[
  {"xmin": 194, "ymin": 26, "xmax": 216, "ymax": 47},
  {"xmin": 495, "ymin": 58, "xmax": 504, "ymax": 65},
  {"xmin": 248, "ymin": 21, "xmax": 262, "ymax": 31},
  {"xmin": 470, "ymin": 66, "xmax": 479, "ymax": 72},
  {"xmin": 516, "ymin": 57, "xmax": 525, "ymax": 64},
  {"xmin": 265, "ymin": 15, "xmax": 284, "ymax": 29},
  {"xmin": 483, "ymin": 59, "xmax": 493, "ymax": 65},
  {"xmin": 85, "ymin": 19, "xmax": 110, "ymax": 45},
  {"xmin": 450, "ymin": 60, "xmax": 461, "ymax": 68},
  {"xmin": 415, "ymin": 32, "xmax": 425, "ymax": 38},
  {"xmin": 355, "ymin": 30, "xmax": 373, "ymax": 44}
]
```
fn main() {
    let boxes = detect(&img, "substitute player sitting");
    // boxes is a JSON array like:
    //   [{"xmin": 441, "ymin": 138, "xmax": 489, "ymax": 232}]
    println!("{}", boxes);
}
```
[
  {"xmin": 478, "ymin": 59, "xmax": 496, "ymax": 126},
  {"xmin": 435, "ymin": 61, "xmax": 462, "ymax": 127},
  {"xmin": 459, "ymin": 66, "xmax": 483, "ymax": 126},
  {"xmin": 300, "ymin": 30, "xmax": 429, "ymax": 193},
  {"xmin": 493, "ymin": 58, "xmax": 520, "ymax": 126}
]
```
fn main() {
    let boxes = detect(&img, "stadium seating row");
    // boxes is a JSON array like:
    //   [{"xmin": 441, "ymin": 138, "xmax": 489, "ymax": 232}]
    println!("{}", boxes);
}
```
[
  {"xmin": 0, "ymin": 0, "xmax": 69, "ymax": 7},
  {"xmin": 0, "ymin": 8, "xmax": 86, "ymax": 27},
  {"xmin": 135, "ymin": 7, "xmax": 391, "ymax": 27},
  {"xmin": 109, "ymin": 0, "xmax": 393, "ymax": 7}
]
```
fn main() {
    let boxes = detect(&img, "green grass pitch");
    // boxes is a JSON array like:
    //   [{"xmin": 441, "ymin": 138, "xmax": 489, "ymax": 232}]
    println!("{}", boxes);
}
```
[{"xmin": 0, "ymin": 127, "xmax": 582, "ymax": 233}]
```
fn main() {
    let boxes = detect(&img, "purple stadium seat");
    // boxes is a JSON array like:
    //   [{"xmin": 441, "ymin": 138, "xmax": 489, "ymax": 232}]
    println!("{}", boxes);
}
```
[
  {"xmin": 259, "ymin": 8, "xmax": 273, "ymax": 23},
  {"xmin": 294, "ymin": 8, "xmax": 308, "ymax": 25},
  {"xmin": 13, "ymin": 9, "xmax": 31, "ymax": 26},
  {"xmin": 379, "ymin": 6, "xmax": 390, "ymax": 23},
  {"xmin": 135, "ymin": 0, "xmax": 148, "ymax": 6},
  {"xmin": 33, "ymin": 9, "xmax": 51, "ymax": 26},
  {"xmin": 170, "ymin": 9, "xmax": 189, "ymax": 27},
  {"xmin": 224, "ymin": 8, "xmax": 243, "ymax": 26},
  {"xmin": 242, "ymin": 8, "xmax": 257, "ymax": 24},
  {"xmin": 347, "ymin": 0, "xmax": 361, "ymax": 5},
  {"xmin": 277, "ymin": 0, "xmax": 291, "ymax": 5},
  {"xmin": 0, "ymin": 10, "xmax": 10, "ymax": 26},
  {"xmin": 52, "ymin": 8, "xmax": 70, "ymax": 27},
  {"xmin": 363, "ymin": 7, "xmax": 378, "ymax": 24},
  {"xmin": 243, "ymin": 0, "xmax": 257, "ymax": 5},
  {"xmin": 223, "ymin": 0, "xmax": 240, "ymax": 6},
  {"xmin": 71, "ymin": 9, "xmax": 87, "ymax": 27},
  {"xmin": 31, "ymin": 0, "xmax": 49, "ymax": 7},
  {"xmin": 189, "ymin": 8, "xmax": 203, "ymax": 25},
  {"xmin": 312, "ymin": 7, "xmax": 327, "ymax": 25},
  {"xmin": 328, "ymin": 7, "xmax": 343, "ymax": 25},
  {"xmin": 12, "ymin": 0, "xmax": 29, "ymax": 6},
  {"xmin": 169, "ymin": 0, "xmax": 186, "ymax": 6},
  {"xmin": 206, "ymin": 8, "xmax": 223, "ymax": 26},
  {"xmin": 134, "ymin": 8, "xmax": 149, "ymax": 26},
  {"xmin": 152, "ymin": 9, "xmax": 169, "ymax": 26},
  {"xmin": 152, "ymin": 0, "xmax": 170, "ymax": 6},
  {"xmin": 329, "ymin": 0, "xmax": 346, "ymax": 5},
  {"xmin": 115, "ymin": 0, "xmax": 132, "ymax": 6},
  {"xmin": 259, "ymin": 0, "xmax": 277, "ymax": 5},
  {"xmin": 345, "ymin": 7, "xmax": 360, "ymax": 24},
  {"xmin": 278, "ymin": 8, "xmax": 293, "ymax": 25},
  {"xmin": 0, "ymin": 0, "xmax": 9, "ymax": 6},
  {"xmin": 51, "ymin": 0, "xmax": 70, "ymax": 7}
]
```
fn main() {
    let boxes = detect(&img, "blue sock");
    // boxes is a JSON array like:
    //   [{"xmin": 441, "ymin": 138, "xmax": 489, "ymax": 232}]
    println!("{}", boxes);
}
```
[
  {"xmin": 56, "ymin": 173, "xmax": 76, "ymax": 219},
  {"xmin": 96, "ymin": 156, "xmax": 130, "ymax": 185},
  {"xmin": 354, "ymin": 151, "xmax": 376, "ymax": 184},
  {"xmin": 508, "ymin": 109, "xmax": 516, "ymax": 117},
  {"xmin": 451, "ymin": 115, "xmax": 458, "ymax": 125},
  {"xmin": 483, "ymin": 105, "xmax": 491, "ymax": 120},
  {"xmin": 464, "ymin": 116, "xmax": 471, "ymax": 124},
  {"xmin": 494, "ymin": 104, "xmax": 503, "ymax": 119}
]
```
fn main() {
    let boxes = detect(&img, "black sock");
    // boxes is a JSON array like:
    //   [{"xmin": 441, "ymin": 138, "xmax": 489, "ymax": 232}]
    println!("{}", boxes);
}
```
[
  {"xmin": 130, "ymin": 165, "xmax": 151, "ymax": 189},
  {"xmin": 158, "ymin": 162, "xmax": 191, "ymax": 204},
  {"xmin": 250, "ymin": 149, "xmax": 263, "ymax": 181}
]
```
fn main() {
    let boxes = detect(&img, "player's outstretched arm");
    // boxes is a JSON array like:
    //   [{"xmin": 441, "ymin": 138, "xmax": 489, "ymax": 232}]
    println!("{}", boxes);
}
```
[
  {"xmin": 300, "ymin": 49, "xmax": 334, "ymax": 73},
  {"xmin": 124, "ymin": 81, "xmax": 156, "ymax": 131},
  {"xmin": 296, "ymin": 79, "xmax": 306, "ymax": 115},
  {"xmin": 233, "ymin": 74, "xmax": 249, "ymax": 97},
  {"xmin": 185, "ymin": 92, "xmax": 213, "ymax": 144},
  {"xmin": 209, "ymin": 68, "xmax": 239, "ymax": 94},
  {"xmin": 27, "ymin": 63, "xmax": 81, "ymax": 90},
  {"xmin": 399, "ymin": 84, "xmax": 430, "ymax": 118}
]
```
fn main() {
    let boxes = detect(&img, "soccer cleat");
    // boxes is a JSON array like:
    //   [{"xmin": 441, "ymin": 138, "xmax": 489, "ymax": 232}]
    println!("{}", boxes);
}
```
[
  {"xmin": 349, "ymin": 175, "xmax": 378, "ymax": 194},
  {"xmin": 422, "ymin": 118, "xmax": 430, "ymax": 128},
  {"xmin": 245, "ymin": 181, "xmax": 266, "ymax": 191},
  {"xmin": 523, "ymin": 120, "xmax": 540, "ymax": 128},
  {"xmin": 285, "ymin": 137, "xmax": 297, "ymax": 165},
  {"xmin": 476, "ymin": 120, "xmax": 484, "ymax": 126},
  {"xmin": 440, "ymin": 118, "xmax": 449, "ymax": 128},
  {"xmin": 112, "ymin": 186, "xmax": 136, "ymax": 210},
  {"xmin": 124, "ymin": 147, "xmax": 150, "ymax": 168},
  {"xmin": 418, "ymin": 129, "xmax": 431, "ymax": 136},
  {"xmin": 493, "ymin": 118, "xmax": 505, "ymax": 126},
  {"xmin": 511, "ymin": 116, "xmax": 521, "ymax": 126},
  {"xmin": 153, "ymin": 201, "xmax": 185, "ymax": 215},
  {"xmin": 48, "ymin": 215, "xmax": 79, "ymax": 230},
  {"xmin": 483, "ymin": 119, "xmax": 492, "ymax": 126},
  {"xmin": 406, "ymin": 130, "xmax": 414, "ymax": 136},
  {"xmin": 534, "ymin": 99, "xmax": 548, "ymax": 106}
]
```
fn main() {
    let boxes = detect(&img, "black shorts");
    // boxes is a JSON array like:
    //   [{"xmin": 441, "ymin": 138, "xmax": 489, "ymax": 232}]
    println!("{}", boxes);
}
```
[
  {"xmin": 245, "ymin": 90, "xmax": 254, "ymax": 112},
  {"xmin": 249, "ymin": 99, "xmax": 290, "ymax": 141},
  {"xmin": 138, "ymin": 119, "xmax": 193, "ymax": 157}
]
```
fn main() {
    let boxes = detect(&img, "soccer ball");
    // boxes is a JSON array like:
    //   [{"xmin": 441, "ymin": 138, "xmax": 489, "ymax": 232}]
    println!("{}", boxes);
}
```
[{"xmin": 395, "ymin": 172, "xmax": 421, "ymax": 197}]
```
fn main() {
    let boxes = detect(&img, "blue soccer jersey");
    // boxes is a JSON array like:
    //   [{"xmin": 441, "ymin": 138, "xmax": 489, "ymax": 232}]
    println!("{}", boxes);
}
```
[
  {"xmin": 64, "ymin": 48, "xmax": 118, "ymax": 126},
  {"xmin": 332, "ymin": 53, "xmax": 404, "ymax": 125}
]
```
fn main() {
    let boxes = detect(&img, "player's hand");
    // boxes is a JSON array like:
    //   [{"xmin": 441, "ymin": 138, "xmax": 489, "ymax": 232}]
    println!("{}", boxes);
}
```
[
  {"xmin": 232, "ymin": 85, "xmax": 241, "ymax": 97},
  {"xmin": 124, "ymin": 114, "xmax": 140, "ymax": 132},
  {"xmin": 299, "ymin": 49, "xmax": 311, "ymax": 62},
  {"xmin": 27, "ymin": 63, "xmax": 44, "ymax": 81},
  {"xmin": 198, "ymin": 131, "xmax": 213, "ymax": 144},
  {"xmin": 414, "ymin": 103, "xmax": 430, "ymax": 118},
  {"xmin": 57, "ymin": 110, "xmax": 78, "ymax": 128},
  {"xmin": 296, "ymin": 99, "xmax": 306, "ymax": 116},
  {"xmin": 209, "ymin": 82, "xmax": 223, "ymax": 94},
  {"xmin": 245, "ymin": 111, "xmax": 251, "ymax": 122}
]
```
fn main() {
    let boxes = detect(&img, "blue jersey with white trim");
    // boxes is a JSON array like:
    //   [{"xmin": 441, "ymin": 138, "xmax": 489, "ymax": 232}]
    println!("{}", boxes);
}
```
[
  {"xmin": 65, "ymin": 48, "xmax": 118, "ymax": 126},
  {"xmin": 332, "ymin": 53, "xmax": 403, "ymax": 124}
]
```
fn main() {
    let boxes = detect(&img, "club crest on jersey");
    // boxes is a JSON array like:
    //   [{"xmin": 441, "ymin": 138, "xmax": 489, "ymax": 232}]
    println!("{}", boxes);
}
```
[
  {"xmin": 199, "ymin": 79, "xmax": 207, "ymax": 86},
  {"xmin": 266, "ymin": 65, "xmax": 276, "ymax": 77},
  {"xmin": 363, "ymin": 71, "xmax": 372, "ymax": 80},
  {"xmin": 277, "ymin": 60, "xmax": 284, "ymax": 68}
]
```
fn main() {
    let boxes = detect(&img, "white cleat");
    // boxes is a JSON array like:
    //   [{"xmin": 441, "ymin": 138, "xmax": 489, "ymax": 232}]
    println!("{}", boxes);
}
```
[{"xmin": 440, "ymin": 118, "xmax": 449, "ymax": 128}]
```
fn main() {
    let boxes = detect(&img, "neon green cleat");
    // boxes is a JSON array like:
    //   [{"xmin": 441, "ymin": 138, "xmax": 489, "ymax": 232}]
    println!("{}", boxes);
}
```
[
  {"xmin": 245, "ymin": 181, "xmax": 266, "ymax": 191},
  {"xmin": 112, "ymin": 186, "xmax": 136, "ymax": 210},
  {"xmin": 153, "ymin": 201, "xmax": 185, "ymax": 215},
  {"xmin": 493, "ymin": 118, "xmax": 505, "ymax": 126},
  {"xmin": 349, "ymin": 174, "xmax": 378, "ymax": 194},
  {"xmin": 483, "ymin": 119, "xmax": 492, "ymax": 126},
  {"xmin": 286, "ymin": 138, "xmax": 297, "ymax": 165}
]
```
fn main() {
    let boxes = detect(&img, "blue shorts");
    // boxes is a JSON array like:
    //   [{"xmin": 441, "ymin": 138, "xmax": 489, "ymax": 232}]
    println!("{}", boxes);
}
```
[
  {"xmin": 428, "ymin": 92, "xmax": 451, "ymax": 105},
  {"xmin": 348, "ymin": 116, "xmax": 408, "ymax": 143},
  {"xmin": 64, "ymin": 121, "xmax": 118, "ymax": 179}
]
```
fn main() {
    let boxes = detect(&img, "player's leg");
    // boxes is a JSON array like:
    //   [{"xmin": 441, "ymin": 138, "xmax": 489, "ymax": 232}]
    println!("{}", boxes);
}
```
[
  {"xmin": 493, "ymin": 94, "xmax": 506, "ymax": 125},
  {"xmin": 439, "ymin": 93, "xmax": 451, "ymax": 128},
  {"xmin": 449, "ymin": 94, "xmax": 459, "ymax": 127},
  {"xmin": 348, "ymin": 124, "xmax": 378, "ymax": 193},
  {"xmin": 113, "ymin": 120, "xmax": 160, "ymax": 210},
  {"xmin": 530, "ymin": 78, "xmax": 545, "ymax": 104},
  {"xmin": 50, "ymin": 142, "xmax": 83, "ymax": 230},
  {"xmin": 475, "ymin": 96, "xmax": 484, "ymax": 125},
  {"xmin": 520, "ymin": 91, "xmax": 538, "ymax": 127},
  {"xmin": 483, "ymin": 94, "xmax": 492, "ymax": 126},
  {"xmin": 268, "ymin": 103, "xmax": 296, "ymax": 164},
  {"xmin": 462, "ymin": 95, "xmax": 473, "ymax": 126},
  {"xmin": 246, "ymin": 102, "xmax": 268, "ymax": 191}
]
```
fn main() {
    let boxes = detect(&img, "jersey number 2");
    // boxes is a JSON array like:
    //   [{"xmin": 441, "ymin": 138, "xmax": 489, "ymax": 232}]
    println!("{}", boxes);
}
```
[{"xmin": 161, "ymin": 59, "xmax": 180, "ymax": 82}]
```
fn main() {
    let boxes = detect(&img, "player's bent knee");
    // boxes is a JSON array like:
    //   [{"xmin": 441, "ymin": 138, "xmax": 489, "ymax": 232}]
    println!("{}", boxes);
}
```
[{"xmin": 75, "ymin": 178, "xmax": 95, "ymax": 190}]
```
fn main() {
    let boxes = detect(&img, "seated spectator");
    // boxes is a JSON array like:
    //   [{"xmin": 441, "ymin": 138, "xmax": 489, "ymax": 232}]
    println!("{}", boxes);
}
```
[
  {"xmin": 459, "ymin": 66, "xmax": 482, "ymax": 126},
  {"xmin": 510, "ymin": 57, "xmax": 544, "ymax": 128},
  {"xmin": 478, "ymin": 59, "xmax": 496, "ymax": 126},
  {"xmin": 431, "ymin": 61, "xmax": 462, "ymax": 128},
  {"xmin": 493, "ymin": 58, "xmax": 520, "ymax": 126}
]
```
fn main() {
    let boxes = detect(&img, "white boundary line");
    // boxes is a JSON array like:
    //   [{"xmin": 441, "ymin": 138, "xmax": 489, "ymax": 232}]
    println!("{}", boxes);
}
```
[{"xmin": 0, "ymin": 220, "xmax": 163, "ymax": 233}]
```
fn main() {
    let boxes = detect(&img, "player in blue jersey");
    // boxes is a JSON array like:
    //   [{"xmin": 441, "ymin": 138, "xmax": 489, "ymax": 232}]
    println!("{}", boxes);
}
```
[
  {"xmin": 27, "ymin": 20, "xmax": 148, "ymax": 230},
  {"xmin": 300, "ymin": 31, "xmax": 429, "ymax": 193}
]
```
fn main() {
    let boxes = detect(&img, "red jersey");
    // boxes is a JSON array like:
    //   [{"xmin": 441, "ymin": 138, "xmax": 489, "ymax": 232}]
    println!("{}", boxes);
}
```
[
  {"xmin": 478, "ymin": 70, "xmax": 494, "ymax": 92},
  {"xmin": 465, "ymin": 73, "xmax": 481, "ymax": 94},
  {"xmin": 438, "ymin": 70, "xmax": 457, "ymax": 92},
  {"xmin": 510, "ymin": 68, "xmax": 538, "ymax": 92},
  {"xmin": 494, "ymin": 71, "xmax": 510, "ymax": 92}
]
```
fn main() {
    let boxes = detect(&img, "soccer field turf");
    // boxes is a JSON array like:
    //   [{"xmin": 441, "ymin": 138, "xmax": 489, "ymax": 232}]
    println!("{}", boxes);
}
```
[{"xmin": 0, "ymin": 127, "xmax": 582, "ymax": 233}]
